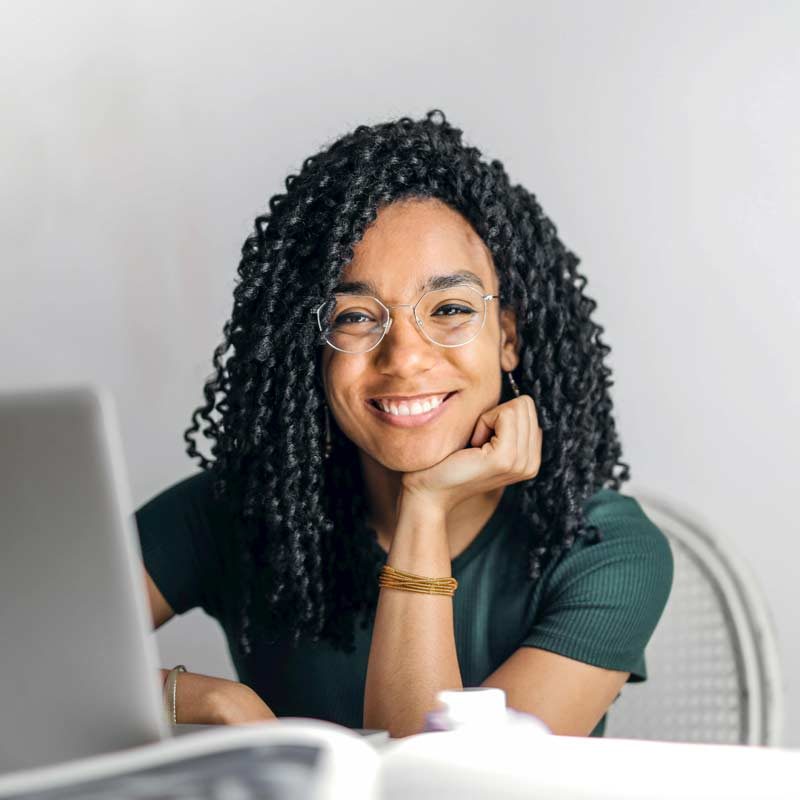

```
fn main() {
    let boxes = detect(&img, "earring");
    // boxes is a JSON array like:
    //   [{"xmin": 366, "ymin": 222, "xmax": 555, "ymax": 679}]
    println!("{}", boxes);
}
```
[
  {"xmin": 323, "ymin": 405, "xmax": 332, "ymax": 460},
  {"xmin": 506, "ymin": 370, "xmax": 520, "ymax": 398}
]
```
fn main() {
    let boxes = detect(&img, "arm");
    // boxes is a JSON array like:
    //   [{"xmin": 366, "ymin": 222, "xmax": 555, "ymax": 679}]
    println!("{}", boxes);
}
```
[
  {"xmin": 144, "ymin": 567, "xmax": 175, "ymax": 629},
  {"xmin": 487, "ymin": 490, "xmax": 674, "ymax": 735},
  {"xmin": 481, "ymin": 648, "xmax": 629, "ymax": 736},
  {"xmin": 364, "ymin": 527, "xmax": 630, "ymax": 739},
  {"xmin": 483, "ymin": 491, "xmax": 673, "ymax": 735},
  {"xmin": 145, "ymin": 568, "xmax": 276, "ymax": 724},
  {"xmin": 364, "ymin": 396, "xmax": 540, "ymax": 737},
  {"xmin": 362, "ymin": 502, "xmax": 461, "ymax": 738}
]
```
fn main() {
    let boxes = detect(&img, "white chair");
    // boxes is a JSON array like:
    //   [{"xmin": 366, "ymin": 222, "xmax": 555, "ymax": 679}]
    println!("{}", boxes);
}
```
[{"xmin": 604, "ymin": 488, "xmax": 784, "ymax": 745}]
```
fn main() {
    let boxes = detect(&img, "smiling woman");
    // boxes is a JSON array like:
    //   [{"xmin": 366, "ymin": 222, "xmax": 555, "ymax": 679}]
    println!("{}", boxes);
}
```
[{"xmin": 135, "ymin": 110, "xmax": 673, "ymax": 738}]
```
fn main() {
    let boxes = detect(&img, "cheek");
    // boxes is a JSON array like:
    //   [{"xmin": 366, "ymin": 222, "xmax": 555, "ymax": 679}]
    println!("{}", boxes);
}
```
[
  {"xmin": 321, "ymin": 356, "xmax": 367, "ymax": 430},
  {"xmin": 321, "ymin": 351, "xmax": 353, "ymax": 401},
  {"xmin": 463, "ymin": 344, "xmax": 502, "ymax": 391}
]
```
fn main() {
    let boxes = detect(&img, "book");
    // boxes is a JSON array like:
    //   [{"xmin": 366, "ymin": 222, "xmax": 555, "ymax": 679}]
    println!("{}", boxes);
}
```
[{"xmin": 0, "ymin": 719, "xmax": 382, "ymax": 800}]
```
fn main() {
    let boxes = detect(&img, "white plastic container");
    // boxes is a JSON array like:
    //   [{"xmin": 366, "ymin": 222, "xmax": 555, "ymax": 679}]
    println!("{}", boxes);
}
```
[{"xmin": 423, "ymin": 687, "xmax": 550, "ymax": 734}]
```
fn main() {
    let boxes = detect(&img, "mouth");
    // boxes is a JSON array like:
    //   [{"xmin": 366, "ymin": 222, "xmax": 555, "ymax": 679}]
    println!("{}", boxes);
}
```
[{"xmin": 366, "ymin": 391, "xmax": 458, "ymax": 428}]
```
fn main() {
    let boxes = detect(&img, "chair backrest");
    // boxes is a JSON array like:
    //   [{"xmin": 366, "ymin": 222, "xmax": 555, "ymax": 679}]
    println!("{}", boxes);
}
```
[{"xmin": 604, "ymin": 488, "xmax": 783, "ymax": 745}]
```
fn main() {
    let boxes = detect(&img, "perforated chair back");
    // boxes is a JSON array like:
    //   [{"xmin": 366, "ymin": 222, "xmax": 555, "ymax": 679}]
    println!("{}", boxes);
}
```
[{"xmin": 604, "ymin": 489, "xmax": 783, "ymax": 745}]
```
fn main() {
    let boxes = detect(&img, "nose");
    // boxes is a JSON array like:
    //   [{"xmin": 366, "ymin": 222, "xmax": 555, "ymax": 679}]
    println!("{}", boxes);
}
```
[{"xmin": 372, "ymin": 305, "xmax": 437, "ymax": 377}]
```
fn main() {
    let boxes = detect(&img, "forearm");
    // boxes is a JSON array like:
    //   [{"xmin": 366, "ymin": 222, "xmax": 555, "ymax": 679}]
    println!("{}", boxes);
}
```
[{"xmin": 363, "ymin": 502, "xmax": 463, "ymax": 737}]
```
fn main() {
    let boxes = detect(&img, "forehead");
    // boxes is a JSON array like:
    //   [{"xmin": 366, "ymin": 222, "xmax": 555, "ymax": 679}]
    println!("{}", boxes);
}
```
[{"xmin": 335, "ymin": 198, "xmax": 497, "ymax": 298}]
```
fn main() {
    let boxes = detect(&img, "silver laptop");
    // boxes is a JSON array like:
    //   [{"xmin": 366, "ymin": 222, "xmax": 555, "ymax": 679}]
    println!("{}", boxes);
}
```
[{"xmin": 0, "ymin": 385, "xmax": 170, "ymax": 773}]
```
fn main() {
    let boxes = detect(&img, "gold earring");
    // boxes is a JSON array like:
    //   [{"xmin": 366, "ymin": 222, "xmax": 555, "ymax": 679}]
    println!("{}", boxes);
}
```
[
  {"xmin": 507, "ymin": 370, "xmax": 520, "ymax": 398},
  {"xmin": 324, "ymin": 406, "xmax": 332, "ymax": 460}
]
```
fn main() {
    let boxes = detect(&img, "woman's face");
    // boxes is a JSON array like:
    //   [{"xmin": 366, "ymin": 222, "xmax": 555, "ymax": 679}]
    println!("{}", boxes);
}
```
[{"xmin": 321, "ymin": 198, "xmax": 519, "ymax": 474}]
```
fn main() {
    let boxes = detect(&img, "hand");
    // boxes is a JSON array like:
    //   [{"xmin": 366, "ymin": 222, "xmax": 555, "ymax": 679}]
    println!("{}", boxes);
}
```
[
  {"xmin": 209, "ymin": 681, "xmax": 278, "ymax": 725},
  {"xmin": 162, "ymin": 669, "xmax": 277, "ymax": 725},
  {"xmin": 400, "ymin": 394, "xmax": 542, "ymax": 516}
]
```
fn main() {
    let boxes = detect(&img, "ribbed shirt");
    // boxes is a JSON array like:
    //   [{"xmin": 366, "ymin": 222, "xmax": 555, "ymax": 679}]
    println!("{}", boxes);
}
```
[{"xmin": 135, "ymin": 472, "xmax": 673, "ymax": 737}]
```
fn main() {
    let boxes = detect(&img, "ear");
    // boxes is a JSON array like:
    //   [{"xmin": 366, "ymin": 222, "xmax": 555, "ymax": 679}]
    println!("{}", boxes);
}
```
[{"xmin": 499, "ymin": 307, "xmax": 520, "ymax": 372}]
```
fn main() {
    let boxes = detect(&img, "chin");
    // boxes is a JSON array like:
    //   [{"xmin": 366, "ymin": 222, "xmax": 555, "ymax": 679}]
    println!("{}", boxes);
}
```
[{"xmin": 375, "ymin": 445, "xmax": 460, "ymax": 475}]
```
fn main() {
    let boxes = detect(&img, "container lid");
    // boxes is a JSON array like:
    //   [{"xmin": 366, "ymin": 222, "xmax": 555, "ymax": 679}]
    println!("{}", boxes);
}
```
[{"xmin": 436, "ymin": 687, "xmax": 507, "ymax": 725}]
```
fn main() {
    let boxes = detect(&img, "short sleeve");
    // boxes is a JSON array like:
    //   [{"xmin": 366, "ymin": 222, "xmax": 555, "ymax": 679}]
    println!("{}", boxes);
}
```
[
  {"xmin": 520, "ymin": 488, "xmax": 674, "ymax": 682},
  {"xmin": 134, "ymin": 470, "xmax": 231, "ymax": 618}
]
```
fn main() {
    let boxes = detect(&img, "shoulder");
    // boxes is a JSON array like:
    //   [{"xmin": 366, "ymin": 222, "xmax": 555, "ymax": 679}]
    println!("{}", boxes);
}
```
[
  {"xmin": 135, "ymin": 470, "xmax": 231, "ymax": 527},
  {"xmin": 137, "ymin": 469, "xmax": 215, "ymax": 507},
  {"xmin": 524, "ymin": 486, "xmax": 675, "ymax": 678},
  {"xmin": 542, "ymin": 486, "xmax": 674, "ymax": 619},
  {"xmin": 134, "ymin": 469, "xmax": 242, "ymax": 566},
  {"xmin": 582, "ymin": 487, "xmax": 673, "ymax": 563}
]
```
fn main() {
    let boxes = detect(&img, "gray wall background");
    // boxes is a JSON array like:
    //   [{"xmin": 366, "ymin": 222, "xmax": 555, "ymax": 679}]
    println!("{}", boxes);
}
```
[{"xmin": 2, "ymin": 1, "xmax": 798, "ymax": 743}]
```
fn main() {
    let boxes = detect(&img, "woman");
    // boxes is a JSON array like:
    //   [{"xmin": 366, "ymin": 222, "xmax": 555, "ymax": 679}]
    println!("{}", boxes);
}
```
[{"xmin": 137, "ymin": 109, "xmax": 673, "ymax": 739}]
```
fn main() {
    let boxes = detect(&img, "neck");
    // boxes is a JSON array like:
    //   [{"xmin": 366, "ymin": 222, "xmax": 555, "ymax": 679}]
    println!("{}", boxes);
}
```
[{"xmin": 359, "ymin": 451, "xmax": 505, "ymax": 560}]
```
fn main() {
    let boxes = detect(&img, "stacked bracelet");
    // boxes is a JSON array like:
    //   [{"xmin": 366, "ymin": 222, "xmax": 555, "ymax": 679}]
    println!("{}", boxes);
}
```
[
  {"xmin": 163, "ymin": 664, "xmax": 187, "ymax": 725},
  {"xmin": 379, "ymin": 564, "xmax": 458, "ymax": 597}
]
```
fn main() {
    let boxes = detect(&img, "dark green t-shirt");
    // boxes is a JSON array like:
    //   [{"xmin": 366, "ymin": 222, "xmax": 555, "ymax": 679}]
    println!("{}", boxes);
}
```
[{"xmin": 135, "ymin": 471, "xmax": 673, "ymax": 736}]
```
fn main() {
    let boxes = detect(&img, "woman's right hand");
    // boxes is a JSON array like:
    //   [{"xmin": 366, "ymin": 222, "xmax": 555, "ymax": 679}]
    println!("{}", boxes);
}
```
[{"xmin": 160, "ymin": 669, "xmax": 277, "ymax": 725}]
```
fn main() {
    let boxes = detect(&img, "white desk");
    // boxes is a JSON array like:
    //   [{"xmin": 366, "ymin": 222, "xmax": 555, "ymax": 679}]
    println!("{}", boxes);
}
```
[{"xmin": 379, "ymin": 729, "xmax": 800, "ymax": 799}]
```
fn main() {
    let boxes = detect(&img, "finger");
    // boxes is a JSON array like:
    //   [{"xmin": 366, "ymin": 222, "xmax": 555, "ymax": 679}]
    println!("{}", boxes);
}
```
[
  {"xmin": 469, "ymin": 416, "xmax": 492, "ymax": 448},
  {"xmin": 526, "ymin": 391, "xmax": 540, "ymax": 430},
  {"xmin": 515, "ymin": 396, "xmax": 532, "ymax": 475},
  {"xmin": 469, "ymin": 401, "xmax": 512, "ymax": 448},
  {"xmin": 481, "ymin": 403, "xmax": 519, "ymax": 473},
  {"xmin": 523, "ymin": 395, "xmax": 543, "ymax": 477}
]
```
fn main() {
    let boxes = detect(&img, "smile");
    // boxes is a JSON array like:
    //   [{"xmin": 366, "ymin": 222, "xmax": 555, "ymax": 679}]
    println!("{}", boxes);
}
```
[{"xmin": 366, "ymin": 391, "xmax": 457, "ymax": 427}]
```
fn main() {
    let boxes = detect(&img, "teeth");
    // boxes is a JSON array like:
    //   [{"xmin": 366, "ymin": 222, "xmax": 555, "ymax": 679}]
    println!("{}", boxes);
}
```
[{"xmin": 374, "ymin": 394, "xmax": 447, "ymax": 417}]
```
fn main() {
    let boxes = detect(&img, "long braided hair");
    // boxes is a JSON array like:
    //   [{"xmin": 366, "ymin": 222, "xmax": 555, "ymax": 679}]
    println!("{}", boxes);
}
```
[{"xmin": 184, "ymin": 109, "xmax": 630, "ymax": 655}]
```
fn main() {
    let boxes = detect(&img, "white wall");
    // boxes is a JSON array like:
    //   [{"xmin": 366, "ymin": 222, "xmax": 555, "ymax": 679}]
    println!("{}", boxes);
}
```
[{"xmin": 2, "ymin": 0, "xmax": 797, "ymax": 743}]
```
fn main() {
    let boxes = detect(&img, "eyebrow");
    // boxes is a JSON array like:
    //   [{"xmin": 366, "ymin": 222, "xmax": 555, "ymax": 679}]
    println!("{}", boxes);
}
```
[{"xmin": 333, "ymin": 269, "xmax": 486, "ymax": 296}]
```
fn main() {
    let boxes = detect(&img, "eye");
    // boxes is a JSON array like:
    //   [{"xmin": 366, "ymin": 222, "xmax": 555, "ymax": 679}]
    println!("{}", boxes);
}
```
[
  {"xmin": 432, "ymin": 303, "xmax": 476, "ymax": 317},
  {"xmin": 333, "ymin": 311, "xmax": 375, "ymax": 327}
]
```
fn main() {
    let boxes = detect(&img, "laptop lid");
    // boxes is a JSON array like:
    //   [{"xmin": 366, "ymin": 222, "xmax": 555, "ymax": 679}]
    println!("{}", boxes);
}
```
[{"xmin": 0, "ymin": 385, "xmax": 170, "ymax": 774}]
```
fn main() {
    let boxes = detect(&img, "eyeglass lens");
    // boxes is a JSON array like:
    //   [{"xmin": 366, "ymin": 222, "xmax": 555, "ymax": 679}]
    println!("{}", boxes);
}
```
[{"xmin": 318, "ymin": 286, "xmax": 486, "ymax": 353}]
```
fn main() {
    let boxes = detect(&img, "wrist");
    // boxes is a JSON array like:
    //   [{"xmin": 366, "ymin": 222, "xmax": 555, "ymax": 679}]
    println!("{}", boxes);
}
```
[
  {"xmin": 389, "ymin": 493, "xmax": 451, "ymax": 572},
  {"xmin": 398, "ymin": 484, "xmax": 450, "ymax": 521}
]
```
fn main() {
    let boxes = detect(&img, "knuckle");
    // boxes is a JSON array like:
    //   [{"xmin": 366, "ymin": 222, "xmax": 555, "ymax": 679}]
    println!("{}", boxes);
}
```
[
  {"xmin": 524, "ymin": 460, "xmax": 540, "ymax": 479},
  {"xmin": 524, "ymin": 395, "xmax": 536, "ymax": 413}
]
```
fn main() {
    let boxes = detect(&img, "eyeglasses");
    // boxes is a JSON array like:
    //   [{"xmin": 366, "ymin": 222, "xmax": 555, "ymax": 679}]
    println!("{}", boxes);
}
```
[{"xmin": 315, "ymin": 284, "xmax": 500, "ymax": 354}]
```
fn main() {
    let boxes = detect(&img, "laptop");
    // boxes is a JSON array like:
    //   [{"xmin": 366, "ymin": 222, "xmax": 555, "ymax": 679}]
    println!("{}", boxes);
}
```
[{"xmin": 0, "ymin": 385, "xmax": 171, "ymax": 773}]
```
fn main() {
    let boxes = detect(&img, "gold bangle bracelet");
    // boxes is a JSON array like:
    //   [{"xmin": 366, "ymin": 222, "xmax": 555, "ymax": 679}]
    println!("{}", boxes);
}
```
[
  {"xmin": 163, "ymin": 664, "xmax": 187, "ymax": 725},
  {"xmin": 378, "ymin": 564, "xmax": 458, "ymax": 596}
]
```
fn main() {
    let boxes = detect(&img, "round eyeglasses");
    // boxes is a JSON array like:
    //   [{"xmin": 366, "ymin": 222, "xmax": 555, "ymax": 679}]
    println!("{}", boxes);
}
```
[{"xmin": 315, "ymin": 284, "xmax": 500, "ymax": 354}]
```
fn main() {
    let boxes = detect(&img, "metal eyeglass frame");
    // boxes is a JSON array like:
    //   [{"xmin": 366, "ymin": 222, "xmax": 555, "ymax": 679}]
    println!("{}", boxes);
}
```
[{"xmin": 314, "ymin": 283, "xmax": 500, "ymax": 354}]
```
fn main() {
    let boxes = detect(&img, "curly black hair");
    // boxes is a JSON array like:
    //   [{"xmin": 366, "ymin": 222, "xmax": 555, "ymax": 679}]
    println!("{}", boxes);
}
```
[{"xmin": 184, "ymin": 109, "xmax": 631, "ymax": 656}]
